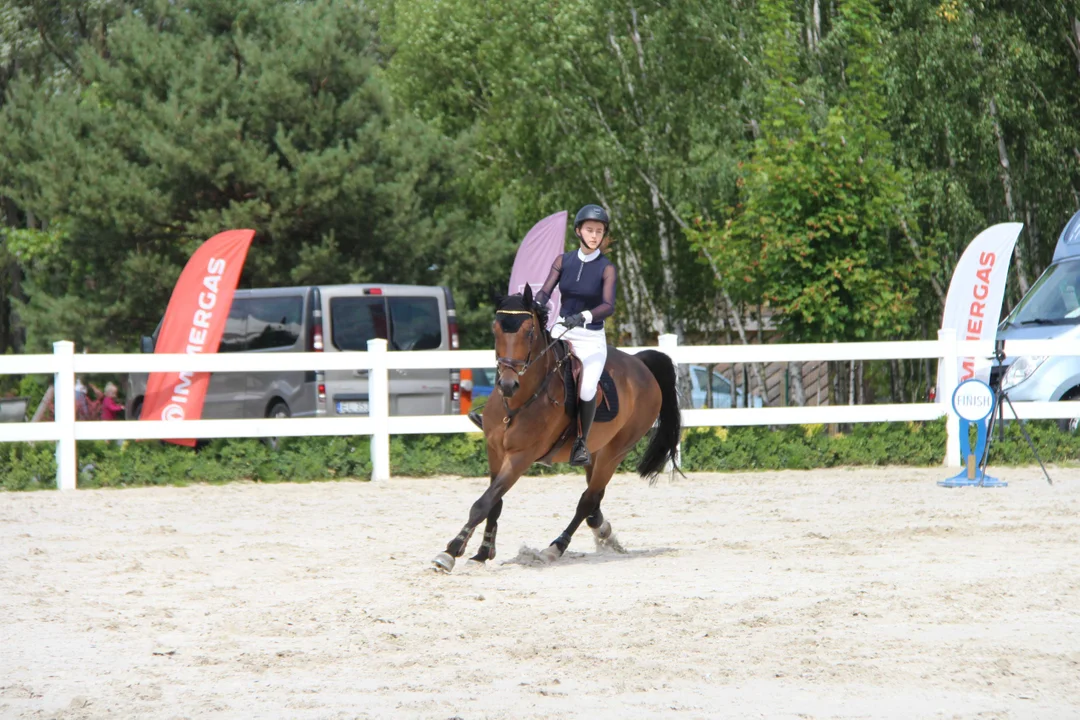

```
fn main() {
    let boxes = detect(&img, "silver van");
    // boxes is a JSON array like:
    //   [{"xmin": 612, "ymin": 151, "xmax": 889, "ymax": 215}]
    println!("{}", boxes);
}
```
[
  {"xmin": 995, "ymin": 210, "xmax": 1080, "ymax": 427},
  {"xmin": 126, "ymin": 284, "xmax": 460, "ymax": 421}
]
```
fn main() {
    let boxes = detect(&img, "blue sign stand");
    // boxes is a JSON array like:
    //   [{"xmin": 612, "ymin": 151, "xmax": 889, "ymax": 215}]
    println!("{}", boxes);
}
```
[{"xmin": 939, "ymin": 379, "xmax": 1007, "ymax": 488}]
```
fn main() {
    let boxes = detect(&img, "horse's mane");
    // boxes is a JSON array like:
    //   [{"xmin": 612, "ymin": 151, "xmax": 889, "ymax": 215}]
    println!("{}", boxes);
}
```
[{"xmin": 495, "ymin": 293, "xmax": 550, "ymax": 340}]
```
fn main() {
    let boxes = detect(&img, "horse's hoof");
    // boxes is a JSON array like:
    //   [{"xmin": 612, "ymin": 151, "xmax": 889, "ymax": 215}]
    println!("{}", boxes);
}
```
[
  {"xmin": 432, "ymin": 552, "xmax": 456, "ymax": 573},
  {"xmin": 592, "ymin": 520, "xmax": 613, "ymax": 542},
  {"xmin": 540, "ymin": 545, "xmax": 563, "ymax": 563}
]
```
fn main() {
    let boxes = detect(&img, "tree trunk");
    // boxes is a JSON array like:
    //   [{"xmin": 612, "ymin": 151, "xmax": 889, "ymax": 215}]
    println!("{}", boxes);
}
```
[
  {"xmin": 647, "ymin": 179, "xmax": 684, "ymax": 341},
  {"xmin": 1066, "ymin": 16, "xmax": 1080, "ymax": 79},
  {"xmin": 701, "ymin": 253, "xmax": 768, "ymax": 401},
  {"xmin": 705, "ymin": 363, "xmax": 713, "ymax": 409},
  {"xmin": 897, "ymin": 212, "xmax": 947, "ymax": 307},
  {"xmin": 847, "ymin": 360, "xmax": 855, "ymax": 405},
  {"xmin": 807, "ymin": 0, "xmax": 821, "ymax": 53},
  {"xmin": 973, "ymin": 30, "xmax": 1030, "ymax": 293},
  {"xmin": 619, "ymin": 242, "xmax": 659, "ymax": 342},
  {"xmin": 890, "ymin": 358, "xmax": 902, "ymax": 403},
  {"xmin": 0, "ymin": 196, "xmax": 25, "ymax": 353},
  {"xmin": 595, "ymin": 171, "xmax": 657, "ymax": 344},
  {"xmin": 789, "ymin": 361, "xmax": 806, "ymax": 406},
  {"xmin": 988, "ymin": 96, "xmax": 1030, "ymax": 293},
  {"xmin": 828, "ymin": 361, "xmax": 840, "ymax": 435},
  {"xmin": 857, "ymin": 361, "xmax": 865, "ymax": 404}
]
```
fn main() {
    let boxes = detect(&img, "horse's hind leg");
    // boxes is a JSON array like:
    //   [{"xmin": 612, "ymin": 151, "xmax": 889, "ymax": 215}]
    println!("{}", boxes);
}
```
[
  {"xmin": 583, "ymin": 485, "xmax": 623, "ymax": 552},
  {"xmin": 541, "ymin": 452, "xmax": 620, "ymax": 562}
]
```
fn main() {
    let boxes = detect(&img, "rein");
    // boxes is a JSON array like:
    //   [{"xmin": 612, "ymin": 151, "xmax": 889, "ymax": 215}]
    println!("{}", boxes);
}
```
[{"xmin": 494, "ymin": 310, "xmax": 571, "ymax": 426}]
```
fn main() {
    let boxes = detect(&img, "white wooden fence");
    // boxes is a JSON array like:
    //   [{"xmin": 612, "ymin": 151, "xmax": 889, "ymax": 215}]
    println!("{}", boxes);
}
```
[{"xmin": 3, "ymin": 329, "xmax": 1080, "ymax": 489}]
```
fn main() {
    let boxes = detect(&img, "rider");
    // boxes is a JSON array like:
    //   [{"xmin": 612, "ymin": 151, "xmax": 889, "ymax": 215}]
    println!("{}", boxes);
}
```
[
  {"xmin": 537, "ymin": 204, "xmax": 617, "ymax": 466},
  {"xmin": 468, "ymin": 204, "xmax": 616, "ymax": 468}
]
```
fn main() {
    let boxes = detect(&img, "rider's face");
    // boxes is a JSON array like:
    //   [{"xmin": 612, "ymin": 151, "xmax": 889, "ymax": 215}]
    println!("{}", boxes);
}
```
[{"xmin": 577, "ymin": 220, "xmax": 606, "ymax": 252}]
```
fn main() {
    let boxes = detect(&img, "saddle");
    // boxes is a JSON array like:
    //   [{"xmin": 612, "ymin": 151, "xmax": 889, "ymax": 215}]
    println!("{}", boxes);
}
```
[
  {"xmin": 535, "ymin": 341, "xmax": 620, "ymax": 467},
  {"xmin": 560, "ymin": 348, "xmax": 619, "ymax": 423}
]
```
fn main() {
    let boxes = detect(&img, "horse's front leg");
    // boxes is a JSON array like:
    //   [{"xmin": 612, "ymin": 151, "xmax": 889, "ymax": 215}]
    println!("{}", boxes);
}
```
[
  {"xmin": 432, "ymin": 455, "xmax": 526, "ymax": 573},
  {"xmin": 468, "ymin": 498, "xmax": 503, "ymax": 564}
]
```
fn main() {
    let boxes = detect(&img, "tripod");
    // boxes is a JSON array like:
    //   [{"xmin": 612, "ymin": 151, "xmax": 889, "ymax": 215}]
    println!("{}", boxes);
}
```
[{"xmin": 977, "ymin": 345, "xmax": 1053, "ymax": 486}]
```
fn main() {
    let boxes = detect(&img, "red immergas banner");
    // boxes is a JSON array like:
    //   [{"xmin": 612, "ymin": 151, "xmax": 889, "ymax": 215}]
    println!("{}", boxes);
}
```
[{"xmin": 140, "ymin": 229, "xmax": 255, "ymax": 446}]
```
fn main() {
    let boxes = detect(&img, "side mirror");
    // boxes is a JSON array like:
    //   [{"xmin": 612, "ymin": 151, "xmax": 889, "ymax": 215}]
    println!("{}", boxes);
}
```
[{"xmin": 140, "ymin": 336, "xmax": 155, "ymax": 354}]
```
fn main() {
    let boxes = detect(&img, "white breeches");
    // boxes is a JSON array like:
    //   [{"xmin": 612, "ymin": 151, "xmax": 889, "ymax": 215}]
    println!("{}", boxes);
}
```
[{"xmin": 553, "ymin": 321, "xmax": 607, "ymax": 402}]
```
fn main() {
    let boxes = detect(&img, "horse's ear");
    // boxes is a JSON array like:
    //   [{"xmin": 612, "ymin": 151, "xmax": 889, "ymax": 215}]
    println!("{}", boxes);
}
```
[
  {"xmin": 488, "ymin": 283, "xmax": 503, "ymax": 307},
  {"xmin": 523, "ymin": 283, "xmax": 534, "ymax": 307}
]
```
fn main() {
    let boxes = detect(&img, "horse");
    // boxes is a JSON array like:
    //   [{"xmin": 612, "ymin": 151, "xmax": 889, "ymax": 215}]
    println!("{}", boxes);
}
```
[{"xmin": 432, "ymin": 283, "xmax": 681, "ymax": 572}]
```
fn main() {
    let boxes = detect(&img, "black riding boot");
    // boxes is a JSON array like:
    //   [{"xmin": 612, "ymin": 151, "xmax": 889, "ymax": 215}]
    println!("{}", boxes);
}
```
[
  {"xmin": 467, "ymin": 409, "xmax": 484, "ymax": 430},
  {"xmin": 570, "ymin": 397, "xmax": 597, "ymax": 467}
]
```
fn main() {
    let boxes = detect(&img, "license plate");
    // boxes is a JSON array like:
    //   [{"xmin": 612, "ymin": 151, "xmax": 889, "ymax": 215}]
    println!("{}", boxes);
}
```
[{"xmin": 336, "ymin": 401, "xmax": 369, "ymax": 415}]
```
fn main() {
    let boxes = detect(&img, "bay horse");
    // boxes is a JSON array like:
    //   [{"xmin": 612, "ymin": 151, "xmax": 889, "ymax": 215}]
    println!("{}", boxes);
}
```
[{"xmin": 432, "ymin": 284, "xmax": 681, "ymax": 572}]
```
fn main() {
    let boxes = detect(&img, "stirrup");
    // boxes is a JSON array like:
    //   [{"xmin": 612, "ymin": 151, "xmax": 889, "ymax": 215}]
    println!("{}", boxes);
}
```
[
  {"xmin": 570, "ymin": 438, "xmax": 591, "ymax": 467},
  {"xmin": 467, "ymin": 410, "xmax": 484, "ymax": 430}
]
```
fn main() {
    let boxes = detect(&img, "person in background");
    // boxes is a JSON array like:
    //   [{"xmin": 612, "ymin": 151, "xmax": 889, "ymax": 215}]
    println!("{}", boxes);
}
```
[
  {"xmin": 74, "ymin": 377, "xmax": 91, "ymax": 419},
  {"xmin": 101, "ymin": 382, "xmax": 124, "ymax": 421}
]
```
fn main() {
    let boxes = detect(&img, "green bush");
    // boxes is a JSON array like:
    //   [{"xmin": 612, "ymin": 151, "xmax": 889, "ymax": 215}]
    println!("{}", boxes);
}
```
[
  {"xmin": 0, "ymin": 442, "xmax": 57, "ymax": 491},
  {"xmin": 3, "ymin": 418, "xmax": 1080, "ymax": 491}
]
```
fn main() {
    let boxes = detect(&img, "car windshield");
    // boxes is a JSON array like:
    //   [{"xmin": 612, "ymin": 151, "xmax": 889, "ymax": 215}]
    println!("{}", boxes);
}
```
[{"xmin": 1006, "ymin": 258, "xmax": 1080, "ymax": 326}]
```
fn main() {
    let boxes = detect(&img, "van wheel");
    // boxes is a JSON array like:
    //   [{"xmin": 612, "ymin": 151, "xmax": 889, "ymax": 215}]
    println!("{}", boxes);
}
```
[
  {"xmin": 265, "ymin": 401, "xmax": 290, "ymax": 450},
  {"xmin": 1058, "ymin": 390, "xmax": 1080, "ymax": 433}
]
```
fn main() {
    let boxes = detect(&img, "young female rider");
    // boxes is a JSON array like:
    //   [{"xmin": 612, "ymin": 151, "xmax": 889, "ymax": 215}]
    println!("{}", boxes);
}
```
[
  {"xmin": 534, "ymin": 204, "xmax": 617, "ymax": 467},
  {"xmin": 469, "ymin": 204, "xmax": 616, "ymax": 467}
]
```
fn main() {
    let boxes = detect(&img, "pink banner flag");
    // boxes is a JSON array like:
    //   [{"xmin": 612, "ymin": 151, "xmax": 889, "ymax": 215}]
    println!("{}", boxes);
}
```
[{"xmin": 508, "ymin": 211, "xmax": 568, "ymax": 329}]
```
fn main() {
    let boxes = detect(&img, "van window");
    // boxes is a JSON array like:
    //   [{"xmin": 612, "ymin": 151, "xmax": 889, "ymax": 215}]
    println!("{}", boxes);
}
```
[
  {"xmin": 220, "ymin": 299, "xmax": 251, "ymax": 353},
  {"xmin": 331, "ymin": 297, "xmax": 388, "ymax": 350},
  {"xmin": 247, "ymin": 296, "xmax": 303, "ymax": 350},
  {"xmin": 1006, "ymin": 258, "xmax": 1080, "ymax": 326},
  {"xmin": 389, "ymin": 297, "xmax": 442, "ymax": 350}
]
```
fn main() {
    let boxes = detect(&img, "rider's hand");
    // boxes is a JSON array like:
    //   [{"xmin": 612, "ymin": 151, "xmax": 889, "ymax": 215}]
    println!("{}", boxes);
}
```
[{"xmin": 564, "ymin": 313, "xmax": 586, "ymax": 329}]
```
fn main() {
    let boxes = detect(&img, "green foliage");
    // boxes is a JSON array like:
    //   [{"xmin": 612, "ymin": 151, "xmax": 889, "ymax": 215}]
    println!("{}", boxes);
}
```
[
  {"xmin": 17, "ymin": 374, "xmax": 47, "ymax": 412},
  {"xmin": 0, "ymin": 442, "xmax": 57, "ymax": 490},
  {"xmin": 4, "ymin": 0, "xmax": 1080, "ymax": 402},
  {"xmin": 0, "ymin": 0, "xmax": 498, "ymax": 351},
  {"xmin": 7, "ymin": 420, "xmax": 1080, "ymax": 492},
  {"xmin": 680, "ymin": 421, "xmax": 946, "ymax": 470},
  {"xmin": 390, "ymin": 433, "xmax": 487, "ymax": 478},
  {"xmin": 691, "ymin": 0, "xmax": 918, "ymax": 343},
  {"xmin": 382, "ymin": 0, "xmax": 751, "ymax": 341}
]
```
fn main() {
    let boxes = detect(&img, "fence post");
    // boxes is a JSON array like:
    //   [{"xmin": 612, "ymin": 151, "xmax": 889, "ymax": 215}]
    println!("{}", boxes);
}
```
[
  {"xmin": 658, "ymin": 333, "xmax": 681, "ymax": 473},
  {"xmin": 53, "ymin": 341, "xmax": 77, "ymax": 490},
  {"xmin": 937, "ymin": 328, "xmax": 961, "ymax": 468},
  {"xmin": 367, "ymin": 338, "xmax": 391, "ymax": 481}
]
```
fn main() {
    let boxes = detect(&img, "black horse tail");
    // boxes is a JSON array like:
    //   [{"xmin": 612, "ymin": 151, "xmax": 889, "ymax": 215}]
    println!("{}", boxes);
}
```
[{"xmin": 635, "ymin": 350, "xmax": 683, "ymax": 484}]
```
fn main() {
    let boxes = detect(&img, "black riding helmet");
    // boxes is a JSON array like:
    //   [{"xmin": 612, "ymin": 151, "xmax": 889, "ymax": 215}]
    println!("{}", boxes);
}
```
[{"xmin": 574, "ymin": 204, "xmax": 610, "ymax": 235}]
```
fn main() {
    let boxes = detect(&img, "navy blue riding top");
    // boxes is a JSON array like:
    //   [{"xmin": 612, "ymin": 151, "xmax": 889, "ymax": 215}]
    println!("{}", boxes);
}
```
[{"xmin": 535, "ymin": 250, "xmax": 617, "ymax": 330}]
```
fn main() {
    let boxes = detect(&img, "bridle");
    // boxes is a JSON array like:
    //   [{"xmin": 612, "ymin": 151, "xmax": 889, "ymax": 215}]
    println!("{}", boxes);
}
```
[
  {"xmin": 495, "ymin": 310, "xmax": 568, "ymax": 376},
  {"xmin": 494, "ymin": 309, "xmax": 570, "ymax": 425}
]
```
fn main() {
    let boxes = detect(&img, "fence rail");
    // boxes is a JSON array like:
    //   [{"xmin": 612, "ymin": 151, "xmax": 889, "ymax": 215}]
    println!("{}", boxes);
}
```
[{"xmin": 4, "ymin": 330, "xmax": 1080, "ymax": 488}]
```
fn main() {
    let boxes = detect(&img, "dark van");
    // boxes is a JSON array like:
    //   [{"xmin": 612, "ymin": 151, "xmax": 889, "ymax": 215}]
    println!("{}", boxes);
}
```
[{"xmin": 126, "ymin": 284, "xmax": 460, "ymax": 420}]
